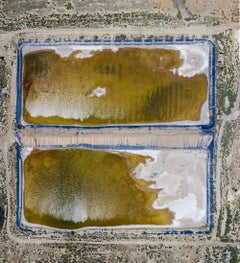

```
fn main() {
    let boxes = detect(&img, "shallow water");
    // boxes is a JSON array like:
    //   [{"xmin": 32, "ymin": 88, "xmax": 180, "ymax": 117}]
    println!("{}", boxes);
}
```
[
  {"xmin": 23, "ymin": 48, "xmax": 208, "ymax": 125},
  {"xmin": 24, "ymin": 148, "xmax": 173, "ymax": 229}
]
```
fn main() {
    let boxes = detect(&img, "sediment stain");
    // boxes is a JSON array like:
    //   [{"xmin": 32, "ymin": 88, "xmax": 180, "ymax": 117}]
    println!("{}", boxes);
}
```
[
  {"xmin": 24, "ymin": 148, "xmax": 173, "ymax": 229},
  {"xmin": 23, "ymin": 48, "xmax": 207, "ymax": 125}
]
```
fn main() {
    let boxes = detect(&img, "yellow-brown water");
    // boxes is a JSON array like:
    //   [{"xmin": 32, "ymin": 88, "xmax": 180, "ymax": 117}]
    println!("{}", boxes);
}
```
[
  {"xmin": 24, "ymin": 148, "xmax": 173, "ymax": 229},
  {"xmin": 23, "ymin": 48, "xmax": 208, "ymax": 125}
]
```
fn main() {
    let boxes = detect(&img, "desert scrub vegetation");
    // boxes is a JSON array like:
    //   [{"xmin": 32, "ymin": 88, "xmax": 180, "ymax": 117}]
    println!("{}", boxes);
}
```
[{"xmin": 214, "ymin": 30, "xmax": 239, "ymax": 116}]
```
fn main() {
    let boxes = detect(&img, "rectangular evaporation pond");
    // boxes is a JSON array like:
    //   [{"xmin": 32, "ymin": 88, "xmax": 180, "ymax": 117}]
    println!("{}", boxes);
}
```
[
  {"xmin": 17, "ymin": 41, "xmax": 214, "ymax": 127},
  {"xmin": 19, "ymin": 146, "xmax": 211, "ymax": 231}
]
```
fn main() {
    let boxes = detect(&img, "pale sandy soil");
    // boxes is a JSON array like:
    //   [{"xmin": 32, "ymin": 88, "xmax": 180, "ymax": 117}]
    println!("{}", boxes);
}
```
[
  {"xmin": 20, "ymin": 147, "xmax": 208, "ymax": 230},
  {"xmin": 20, "ymin": 128, "xmax": 213, "ymax": 149},
  {"xmin": 185, "ymin": 0, "xmax": 239, "ymax": 21},
  {"xmin": 152, "ymin": 0, "xmax": 178, "ymax": 16},
  {"xmin": 234, "ymin": 29, "xmax": 240, "ymax": 50}
]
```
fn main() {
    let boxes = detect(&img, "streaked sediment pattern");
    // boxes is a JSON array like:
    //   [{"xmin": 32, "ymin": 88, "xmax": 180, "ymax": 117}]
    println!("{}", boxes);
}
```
[
  {"xmin": 24, "ymin": 148, "xmax": 173, "ymax": 229},
  {"xmin": 23, "ymin": 47, "xmax": 208, "ymax": 125}
]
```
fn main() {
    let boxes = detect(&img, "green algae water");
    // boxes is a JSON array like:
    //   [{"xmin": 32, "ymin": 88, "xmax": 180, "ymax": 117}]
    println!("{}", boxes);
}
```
[
  {"xmin": 24, "ymin": 148, "xmax": 173, "ymax": 229},
  {"xmin": 23, "ymin": 48, "xmax": 208, "ymax": 125}
]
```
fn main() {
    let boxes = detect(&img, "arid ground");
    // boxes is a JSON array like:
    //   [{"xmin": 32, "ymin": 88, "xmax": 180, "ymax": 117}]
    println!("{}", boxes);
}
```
[{"xmin": 0, "ymin": 0, "xmax": 239, "ymax": 262}]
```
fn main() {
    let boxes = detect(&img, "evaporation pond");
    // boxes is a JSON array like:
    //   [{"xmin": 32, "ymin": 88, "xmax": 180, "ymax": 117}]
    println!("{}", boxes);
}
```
[
  {"xmin": 23, "ymin": 148, "xmax": 173, "ymax": 229},
  {"xmin": 23, "ymin": 148, "xmax": 207, "ymax": 229},
  {"xmin": 22, "ymin": 44, "xmax": 209, "ymax": 125}
]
